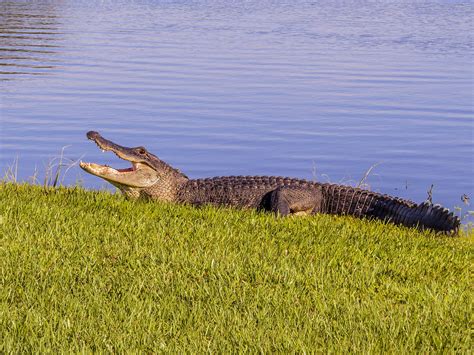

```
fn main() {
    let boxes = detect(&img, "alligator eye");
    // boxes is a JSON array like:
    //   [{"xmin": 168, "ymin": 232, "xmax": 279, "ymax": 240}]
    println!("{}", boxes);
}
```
[{"xmin": 136, "ymin": 147, "xmax": 147, "ymax": 155}]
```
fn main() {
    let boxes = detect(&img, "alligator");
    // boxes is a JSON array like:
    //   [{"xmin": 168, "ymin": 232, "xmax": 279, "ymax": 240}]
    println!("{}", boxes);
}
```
[{"xmin": 80, "ymin": 131, "xmax": 460, "ymax": 234}]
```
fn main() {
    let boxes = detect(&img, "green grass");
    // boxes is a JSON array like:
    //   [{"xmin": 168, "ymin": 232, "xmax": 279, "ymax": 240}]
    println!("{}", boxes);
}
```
[{"xmin": 1, "ymin": 183, "xmax": 472, "ymax": 352}]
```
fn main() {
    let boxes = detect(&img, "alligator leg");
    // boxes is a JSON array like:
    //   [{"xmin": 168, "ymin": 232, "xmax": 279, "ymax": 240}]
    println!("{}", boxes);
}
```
[{"xmin": 260, "ymin": 186, "xmax": 323, "ymax": 216}]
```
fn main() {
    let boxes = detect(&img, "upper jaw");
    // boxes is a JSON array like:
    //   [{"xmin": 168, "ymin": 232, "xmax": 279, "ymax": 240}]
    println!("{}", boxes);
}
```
[{"xmin": 86, "ymin": 131, "xmax": 140, "ymax": 162}]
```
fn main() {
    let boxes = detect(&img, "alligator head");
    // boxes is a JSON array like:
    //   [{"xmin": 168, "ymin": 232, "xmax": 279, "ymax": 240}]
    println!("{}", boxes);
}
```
[{"xmin": 80, "ymin": 131, "xmax": 188, "ymax": 200}]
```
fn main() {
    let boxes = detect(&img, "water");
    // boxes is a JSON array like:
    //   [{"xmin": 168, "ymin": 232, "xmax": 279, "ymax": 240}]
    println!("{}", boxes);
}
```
[{"xmin": 1, "ymin": 0, "xmax": 473, "ymax": 215}]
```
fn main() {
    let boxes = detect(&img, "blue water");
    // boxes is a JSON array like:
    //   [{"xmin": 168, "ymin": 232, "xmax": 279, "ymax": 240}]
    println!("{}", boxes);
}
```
[{"xmin": 1, "ymin": 1, "xmax": 473, "ymax": 215}]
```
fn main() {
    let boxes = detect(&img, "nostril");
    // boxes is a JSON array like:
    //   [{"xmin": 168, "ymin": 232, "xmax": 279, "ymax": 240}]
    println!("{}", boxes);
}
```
[{"xmin": 87, "ymin": 131, "xmax": 100, "ymax": 140}]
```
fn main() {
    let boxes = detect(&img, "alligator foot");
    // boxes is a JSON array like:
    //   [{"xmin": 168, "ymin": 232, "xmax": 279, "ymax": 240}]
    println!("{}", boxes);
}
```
[{"xmin": 260, "ymin": 186, "xmax": 323, "ymax": 216}]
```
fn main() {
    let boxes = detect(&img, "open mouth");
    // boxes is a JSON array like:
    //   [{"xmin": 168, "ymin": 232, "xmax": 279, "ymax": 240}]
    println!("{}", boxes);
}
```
[
  {"xmin": 80, "ymin": 132, "xmax": 136, "ymax": 174},
  {"xmin": 79, "ymin": 131, "xmax": 158, "ymax": 188}
]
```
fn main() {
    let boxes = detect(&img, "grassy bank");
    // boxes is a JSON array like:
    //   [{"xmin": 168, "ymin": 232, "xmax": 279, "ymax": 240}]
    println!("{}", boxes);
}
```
[{"xmin": 1, "ymin": 183, "xmax": 472, "ymax": 352}]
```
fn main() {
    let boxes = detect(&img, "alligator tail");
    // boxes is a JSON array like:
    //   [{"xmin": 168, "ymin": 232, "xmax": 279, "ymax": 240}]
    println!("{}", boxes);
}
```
[
  {"xmin": 321, "ymin": 184, "xmax": 460, "ymax": 234},
  {"xmin": 369, "ymin": 199, "xmax": 460, "ymax": 234}
]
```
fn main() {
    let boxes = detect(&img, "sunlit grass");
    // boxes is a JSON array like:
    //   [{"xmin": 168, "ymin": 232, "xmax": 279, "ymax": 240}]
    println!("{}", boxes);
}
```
[{"xmin": 1, "ymin": 183, "xmax": 472, "ymax": 352}]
